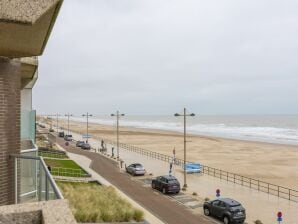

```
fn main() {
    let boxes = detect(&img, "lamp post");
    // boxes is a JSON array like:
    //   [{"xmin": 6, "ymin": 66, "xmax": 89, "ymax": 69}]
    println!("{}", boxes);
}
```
[
  {"xmin": 82, "ymin": 113, "xmax": 92, "ymax": 143},
  {"xmin": 65, "ymin": 113, "xmax": 73, "ymax": 135},
  {"xmin": 174, "ymin": 108, "xmax": 195, "ymax": 188},
  {"xmin": 55, "ymin": 113, "xmax": 61, "ymax": 132},
  {"xmin": 111, "ymin": 111, "xmax": 125, "ymax": 159}
]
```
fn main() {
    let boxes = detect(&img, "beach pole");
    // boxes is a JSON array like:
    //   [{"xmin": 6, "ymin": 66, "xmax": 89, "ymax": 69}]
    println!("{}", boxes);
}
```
[
  {"xmin": 111, "ymin": 111, "xmax": 125, "ymax": 159},
  {"xmin": 174, "ymin": 108, "xmax": 195, "ymax": 188}
]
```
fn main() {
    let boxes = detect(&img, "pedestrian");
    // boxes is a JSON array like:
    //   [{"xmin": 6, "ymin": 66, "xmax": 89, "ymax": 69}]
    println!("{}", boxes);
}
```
[
  {"xmin": 112, "ymin": 147, "xmax": 114, "ymax": 157},
  {"xmin": 101, "ymin": 139, "xmax": 104, "ymax": 148}
]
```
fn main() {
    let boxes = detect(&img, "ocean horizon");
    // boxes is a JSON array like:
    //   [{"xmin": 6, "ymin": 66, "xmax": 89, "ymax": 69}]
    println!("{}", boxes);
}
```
[{"xmin": 58, "ymin": 114, "xmax": 298, "ymax": 146}]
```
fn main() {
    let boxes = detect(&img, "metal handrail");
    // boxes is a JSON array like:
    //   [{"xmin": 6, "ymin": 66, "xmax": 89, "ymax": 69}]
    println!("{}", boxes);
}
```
[{"xmin": 10, "ymin": 153, "xmax": 64, "ymax": 201}]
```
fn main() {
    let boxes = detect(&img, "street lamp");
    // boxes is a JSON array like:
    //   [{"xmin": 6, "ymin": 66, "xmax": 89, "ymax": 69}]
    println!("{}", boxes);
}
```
[
  {"xmin": 55, "ymin": 113, "xmax": 61, "ymax": 132},
  {"xmin": 174, "ymin": 108, "xmax": 195, "ymax": 188},
  {"xmin": 82, "ymin": 113, "xmax": 92, "ymax": 143},
  {"xmin": 65, "ymin": 113, "xmax": 73, "ymax": 135},
  {"xmin": 111, "ymin": 111, "xmax": 125, "ymax": 159}
]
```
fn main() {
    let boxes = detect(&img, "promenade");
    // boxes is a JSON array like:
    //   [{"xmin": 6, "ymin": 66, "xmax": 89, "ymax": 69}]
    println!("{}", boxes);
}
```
[
  {"xmin": 49, "ymin": 132, "xmax": 216, "ymax": 224},
  {"xmin": 68, "ymin": 131, "xmax": 298, "ymax": 224}
]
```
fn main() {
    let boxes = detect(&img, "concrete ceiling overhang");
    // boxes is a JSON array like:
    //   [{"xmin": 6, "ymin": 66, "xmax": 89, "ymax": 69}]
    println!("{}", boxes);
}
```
[
  {"xmin": 20, "ymin": 57, "xmax": 38, "ymax": 89},
  {"xmin": 0, "ymin": 0, "xmax": 63, "ymax": 58}
]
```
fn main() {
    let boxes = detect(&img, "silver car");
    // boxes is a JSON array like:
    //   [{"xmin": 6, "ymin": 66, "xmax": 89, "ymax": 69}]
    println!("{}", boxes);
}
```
[{"xmin": 126, "ymin": 163, "xmax": 146, "ymax": 176}]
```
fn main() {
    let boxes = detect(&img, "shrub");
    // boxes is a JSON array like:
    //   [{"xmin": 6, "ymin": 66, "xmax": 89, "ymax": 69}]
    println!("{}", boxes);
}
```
[
  {"xmin": 192, "ymin": 192, "xmax": 198, "ymax": 196},
  {"xmin": 254, "ymin": 220, "xmax": 263, "ymax": 224},
  {"xmin": 204, "ymin": 197, "xmax": 210, "ymax": 201},
  {"xmin": 133, "ymin": 209, "xmax": 144, "ymax": 222},
  {"xmin": 57, "ymin": 182, "xmax": 144, "ymax": 222},
  {"xmin": 182, "ymin": 187, "xmax": 187, "ymax": 191}
]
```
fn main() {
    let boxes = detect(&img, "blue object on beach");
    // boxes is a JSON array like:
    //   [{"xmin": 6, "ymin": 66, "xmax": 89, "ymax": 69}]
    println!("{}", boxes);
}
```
[
  {"xmin": 277, "ymin": 217, "xmax": 282, "ymax": 222},
  {"xmin": 82, "ymin": 134, "xmax": 92, "ymax": 138},
  {"xmin": 185, "ymin": 163, "xmax": 201, "ymax": 173}
]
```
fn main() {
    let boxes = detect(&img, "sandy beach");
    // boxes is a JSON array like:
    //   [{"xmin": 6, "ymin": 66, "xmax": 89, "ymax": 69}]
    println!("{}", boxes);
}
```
[{"xmin": 47, "ymin": 118, "xmax": 298, "ymax": 190}]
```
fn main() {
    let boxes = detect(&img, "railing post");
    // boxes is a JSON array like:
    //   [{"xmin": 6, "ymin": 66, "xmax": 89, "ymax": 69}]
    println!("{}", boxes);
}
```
[
  {"xmin": 234, "ymin": 174, "xmax": 235, "ymax": 183},
  {"xmin": 258, "ymin": 180, "xmax": 260, "ymax": 191},
  {"xmin": 289, "ymin": 189, "xmax": 291, "ymax": 200},
  {"xmin": 220, "ymin": 170, "xmax": 222, "ymax": 179},
  {"xmin": 268, "ymin": 183, "xmax": 269, "ymax": 193},
  {"xmin": 278, "ymin": 186, "xmax": 280, "ymax": 197},
  {"xmin": 45, "ymin": 175, "xmax": 49, "ymax": 201}
]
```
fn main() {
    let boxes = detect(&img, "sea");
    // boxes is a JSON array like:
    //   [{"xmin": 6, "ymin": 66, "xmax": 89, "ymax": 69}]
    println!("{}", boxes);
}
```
[{"xmin": 68, "ymin": 115, "xmax": 298, "ymax": 145}]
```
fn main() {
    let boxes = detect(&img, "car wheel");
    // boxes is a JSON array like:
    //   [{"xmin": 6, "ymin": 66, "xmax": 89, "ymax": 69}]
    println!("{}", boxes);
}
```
[
  {"xmin": 151, "ymin": 183, "xmax": 156, "ymax": 189},
  {"xmin": 162, "ymin": 188, "xmax": 166, "ymax": 194},
  {"xmin": 203, "ymin": 207, "xmax": 210, "ymax": 216},
  {"xmin": 223, "ymin": 216, "xmax": 230, "ymax": 224}
]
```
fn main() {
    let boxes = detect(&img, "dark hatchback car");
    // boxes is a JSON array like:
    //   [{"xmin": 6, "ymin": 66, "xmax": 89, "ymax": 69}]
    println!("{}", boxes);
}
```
[
  {"xmin": 76, "ymin": 141, "xmax": 85, "ymax": 147},
  {"xmin": 126, "ymin": 163, "xmax": 146, "ymax": 176},
  {"xmin": 203, "ymin": 198, "xmax": 246, "ymax": 224},
  {"xmin": 151, "ymin": 175, "xmax": 180, "ymax": 194},
  {"xmin": 58, "ymin": 131, "xmax": 64, "ymax": 137}
]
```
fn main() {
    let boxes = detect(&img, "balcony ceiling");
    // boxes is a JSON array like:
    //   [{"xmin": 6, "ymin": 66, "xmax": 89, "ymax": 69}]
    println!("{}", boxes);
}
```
[
  {"xmin": 20, "ymin": 57, "xmax": 38, "ymax": 89},
  {"xmin": 0, "ymin": 0, "xmax": 63, "ymax": 58}
]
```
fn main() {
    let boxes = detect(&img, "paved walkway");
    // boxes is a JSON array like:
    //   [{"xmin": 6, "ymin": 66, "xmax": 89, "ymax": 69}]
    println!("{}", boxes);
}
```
[{"xmin": 49, "ymin": 133, "xmax": 215, "ymax": 224}]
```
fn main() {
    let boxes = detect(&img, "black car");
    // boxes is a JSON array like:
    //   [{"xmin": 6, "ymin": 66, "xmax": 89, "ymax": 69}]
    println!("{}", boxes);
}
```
[
  {"xmin": 81, "ymin": 142, "xmax": 91, "ymax": 150},
  {"xmin": 58, "ymin": 131, "xmax": 65, "ymax": 137},
  {"xmin": 203, "ymin": 198, "xmax": 246, "ymax": 224},
  {"xmin": 76, "ymin": 141, "xmax": 85, "ymax": 147},
  {"xmin": 151, "ymin": 175, "xmax": 180, "ymax": 194}
]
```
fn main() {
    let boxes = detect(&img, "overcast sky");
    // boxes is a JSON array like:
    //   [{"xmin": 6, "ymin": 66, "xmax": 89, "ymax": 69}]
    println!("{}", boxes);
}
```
[{"xmin": 33, "ymin": 0, "xmax": 298, "ymax": 116}]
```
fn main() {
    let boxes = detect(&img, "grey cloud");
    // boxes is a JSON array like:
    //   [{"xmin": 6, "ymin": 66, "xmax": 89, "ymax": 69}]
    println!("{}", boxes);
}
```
[{"xmin": 34, "ymin": 0, "xmax": 298, "ymax": 115}]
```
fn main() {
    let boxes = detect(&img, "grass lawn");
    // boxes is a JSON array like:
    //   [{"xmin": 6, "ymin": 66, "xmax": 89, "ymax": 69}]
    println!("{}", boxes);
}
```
[
  {"xmin": 57, "ymin": 181, "xmax": 144, "ymax": 222},
  {"xmin": 44, "ymin": 158, "xmax": 88, "ymax": 176}
]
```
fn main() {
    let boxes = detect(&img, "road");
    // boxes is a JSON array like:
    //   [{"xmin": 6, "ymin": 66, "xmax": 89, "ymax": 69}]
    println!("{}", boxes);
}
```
[{"xmin": 47, "ymin": 133, "xmax": 215, "ymax": 224}]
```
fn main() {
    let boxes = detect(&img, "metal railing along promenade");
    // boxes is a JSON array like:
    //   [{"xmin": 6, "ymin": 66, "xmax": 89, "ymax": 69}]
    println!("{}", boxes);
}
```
[{"xmin": 101, "ymin": 138, "xmax": 298, "ymax": 203}]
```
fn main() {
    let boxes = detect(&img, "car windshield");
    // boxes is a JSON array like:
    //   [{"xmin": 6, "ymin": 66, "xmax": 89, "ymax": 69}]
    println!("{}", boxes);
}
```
[
  {"xmin": 135, "ymin": 164, "xmax": 143, "ymax": 168},
  {"xmin": 229, "ymin": 204, "xmax": 242, "ymax": 209},
  {"xmin": 168, "ymin": 179, "xmax": 178, "ymax": 184}
]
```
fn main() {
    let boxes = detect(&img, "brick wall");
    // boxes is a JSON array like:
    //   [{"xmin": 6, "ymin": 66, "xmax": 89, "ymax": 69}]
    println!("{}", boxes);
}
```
[{"xmin": 0, "ymin": 57, "xmax": 21, "ymax": 205}]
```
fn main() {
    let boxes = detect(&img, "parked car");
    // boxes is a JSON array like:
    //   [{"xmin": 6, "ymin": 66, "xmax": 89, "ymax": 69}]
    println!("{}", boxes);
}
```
[
  {"xmin": 151, "ymin": 175, "xmax": 180, "ymax": 194},
  {"xmin": 76, "ymin": 141, "xmax": 85, "ymax": 147},
  {"xmin": 81, "ymin": 142, "xmax": 91, "ymax": 150},
  {"xmin": 203, "ymin": 198, "xmax": 246, "ymax": 224},
  {"xmin": 49, "ymin": 128, "xmax": 54, "ymax": 132},
  {"xmin": 58, "ymin": 131, "xmax": 65, "ymax": 137},
  {"xmin": 64, "ymin": 134, "xmax": 72, "ymax": 141},
  {"xmin": 126, "ymin": 163, "xmax": 146, "ymax": 176}
]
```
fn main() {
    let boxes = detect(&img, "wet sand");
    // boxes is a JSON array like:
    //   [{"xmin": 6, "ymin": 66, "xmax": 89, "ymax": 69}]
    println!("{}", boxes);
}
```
[{"xmin": 49, "ymin": 119, "xmax": 298, "ymax": 189}]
